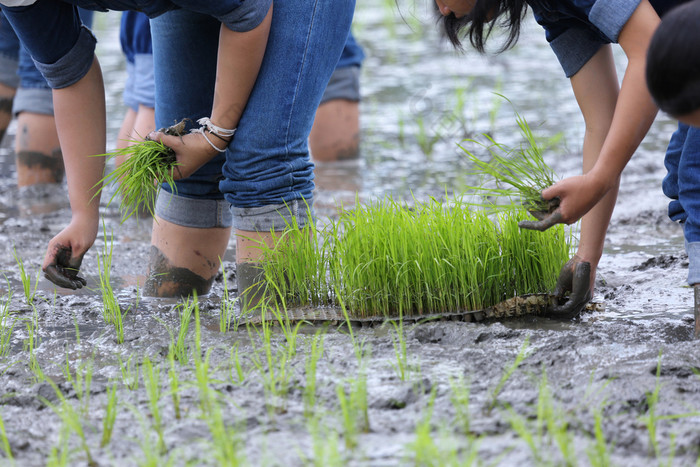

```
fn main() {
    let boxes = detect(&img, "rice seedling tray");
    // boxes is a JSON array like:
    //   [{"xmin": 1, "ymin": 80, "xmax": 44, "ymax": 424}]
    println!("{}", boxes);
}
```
[{"xmin": 246, "ymin": 294, "xmax": 604, "ymax": 327}]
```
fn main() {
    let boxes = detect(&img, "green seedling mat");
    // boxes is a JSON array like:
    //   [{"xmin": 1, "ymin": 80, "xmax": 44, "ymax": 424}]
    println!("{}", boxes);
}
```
[{"xmin": 245, "ymin": 294, "xmax": 604, "ymax": 327}]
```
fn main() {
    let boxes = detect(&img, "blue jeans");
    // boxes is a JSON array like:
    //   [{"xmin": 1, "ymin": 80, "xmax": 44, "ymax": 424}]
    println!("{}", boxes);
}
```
[
  {"xmin": 662, "ymin": 122, "xmax": 700, "ymax": 284},
  {"xmin": 0, "ymin": 8, "xmax": 93, "ymax": 114},
  {"xmin": 150, "ymin": 0, "xmax": 356, "ymax": 231},
  {"xmin": 1, "ymin": 0, "xmax": 267, "ymax": 89}
]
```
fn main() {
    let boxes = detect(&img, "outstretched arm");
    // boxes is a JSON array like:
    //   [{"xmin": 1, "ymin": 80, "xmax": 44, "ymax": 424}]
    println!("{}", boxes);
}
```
[
  {"xmin": 42, "ymin": 57, "xmax": 106, "ymax": 289},
  {"xmin": 521, "ymin": 0, "xmax": 661, "ymax": 229},
  {"xmin": 149, "ymin": 4, "xmax": 273, "ymax": 179}
]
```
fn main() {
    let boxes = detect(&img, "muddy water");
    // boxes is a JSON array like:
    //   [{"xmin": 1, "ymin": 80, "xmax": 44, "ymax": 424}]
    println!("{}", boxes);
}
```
[{"xmin": 0, "ymin": 4, "xmax": 698, "ymax": 466}]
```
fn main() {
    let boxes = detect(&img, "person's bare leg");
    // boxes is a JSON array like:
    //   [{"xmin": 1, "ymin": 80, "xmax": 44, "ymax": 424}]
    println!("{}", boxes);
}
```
[
  {"xmin": 309, "ymin": 99, "xmax": 359, "ymax": 162},
  {"xmin": 143, "ymin": 216, "xmax": 231, "ymax": 297},
  {"xmin": 236, "ymin": 229, "xmax": 282, "ymax": 310},
  {"xmin": 0, "ymin": 83, "xmax": 15, "ymax": 143},
  {"xmin": 15, "ymin": 111, "xmax": 64, "ymax": 186}
]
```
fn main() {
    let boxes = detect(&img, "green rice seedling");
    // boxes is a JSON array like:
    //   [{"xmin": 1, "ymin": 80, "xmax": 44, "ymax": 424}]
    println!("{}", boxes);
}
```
[
  {"xmin": 92, "ymin": 138, "xmax": 178, "ymax": 221},
  {"xmin": 248, "ymin": 308, "xmax": 292, "ymax": 416},
  {"xmin": 218, "ymin": 261, "xmax": 238, "ymax": 333},
  {"xmin": 306, "ymin": 416, "xmax": 343, "ymax": 467},
  {"xmin": 450, "ymin": 376, "xmax": 472, "ymax": 435},
  {"xmin": 262, "ymin": 196, "xmax": 569, "ymax": 319},
  {"xmin": 100, "ymin": 383, "xmax": 118, "ymax": 448},
  {"xmin": 586, "ymin": 407, "xmax": 613, "ymax": 467},
  {"xmin": 0, "ymin": 287, "xmax": 16, "ymax": 358},
  {"xmin": 167, "ymin": 350, "xmax": 181, "ymax": 420},
  {"xmin": 536, "ymin": 370, "xmax": 576, "ymax": 466},
  {"xmin": 336, "ymin": 374, "xmax": 369, "ymax": 451},
  {"xmin": 130, "ymin": 408, "xmax": 177, "ymax": 467},
  {"xmin": 488, "ymin": 336, "xmax": 530, "ymax": 413},
  {"xmin": 461, "ymin": 108, "xmax": 559, "ymax": 214},
  {"xmin": 40, "ymin": 378, "xmax": 95, "ymax": 466},
  {"xmin": 97, "ymin": 226, "xmax": 136, "ymax": 344},
  {"xmin": 303, "ymin": 330, "xmax": 325, "ymax": 418},
  {"xmin": 228, "ymin": 344, "xmax": 247, "ymax": 385},
  {"xmin": 12, "ymin": 246, "xmax": 39, "ymax": 306},
  {"xmin": 142, "ymin": 356, "xmax": 165, "ymax": 454},
  {"xmin": 61, "ymin": 354, "xmax": 94, "ymax": 416},
  {"xmin": 0, "ymin": 410, "xmax": 13, "ymax": 464},
  {"xmin": 171, "ymin": 295, "xmax": 196, "ymax": 364},
  {"xmin": 389, "ymin": 313, "xmax": 410, "ymax": 382},
  {"xmin": 46, "ymin": 423, "xmax": 71, "ymax": 467},
  {"xmin": 415, "ymin": 115, "xmax": 440, "ymax": 157},
  {"xmin": 119, "ymin": 353, "xmax": 140, "ymax": 391}
]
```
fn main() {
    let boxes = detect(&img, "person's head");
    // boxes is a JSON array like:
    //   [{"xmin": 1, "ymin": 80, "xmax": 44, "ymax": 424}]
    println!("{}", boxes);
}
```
[
  {"xmin": 646, "ymin": 0, "xmax": 700, "ymax": 126},
  {"xmin": 434, "ymin": 0, "xmax": 528, "ymax": 53}
]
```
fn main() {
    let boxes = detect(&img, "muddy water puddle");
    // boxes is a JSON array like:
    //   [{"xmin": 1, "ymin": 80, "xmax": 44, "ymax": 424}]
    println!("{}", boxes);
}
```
[{"xmin": 0, "ymin": 4, "xmax": 698, "ymax": 466}]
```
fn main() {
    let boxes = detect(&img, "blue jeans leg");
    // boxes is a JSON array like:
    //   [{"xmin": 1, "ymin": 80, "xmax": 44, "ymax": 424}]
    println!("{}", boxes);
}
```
[
  {"xmin": 151, "ymin": 0, "xmax": 356, "ymax": 231},
  {"xmin": 664, "ymin": 123, "xmax": 700, "ymax": 284},
  {"xmin": 221, "ymin": 0, "xmax": 356, "ymax": 226}
]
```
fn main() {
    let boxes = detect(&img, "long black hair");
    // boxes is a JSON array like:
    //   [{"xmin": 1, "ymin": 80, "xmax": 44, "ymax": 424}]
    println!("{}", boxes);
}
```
[{"xmin": 439, "ymin": 0, "xmax": 529, "ymax": 53}]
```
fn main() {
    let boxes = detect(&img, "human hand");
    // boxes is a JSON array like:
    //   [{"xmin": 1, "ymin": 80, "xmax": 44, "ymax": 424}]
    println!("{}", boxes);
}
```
[
  {"xmin": 42, "ymin": 216, "xmax": 98, "ymax": 290},
  {"xmin": 547, "ymin": 256, "xmax": 592, "ymax": 319},
  {"xmin": 518, "ymin": 173, "xmax": 610, "ymax": 231},
  {"xmin": 148, "ymin": 121, "xmax": 228, "ymax": 181}
]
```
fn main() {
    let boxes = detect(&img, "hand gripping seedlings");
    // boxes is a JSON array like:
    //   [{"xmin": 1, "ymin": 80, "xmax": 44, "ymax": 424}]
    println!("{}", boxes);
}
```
[{"xmin": 92, "ymin": 120, "xmax": 184, "ymax": 221}]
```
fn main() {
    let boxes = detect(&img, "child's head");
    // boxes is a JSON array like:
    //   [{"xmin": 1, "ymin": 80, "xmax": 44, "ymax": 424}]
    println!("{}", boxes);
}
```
[
  {"xmin": 434, "ymin": 0, "xmax": 528, "ymax": 53},
  {"xmin": 646, "ymin": 0, "xmax": 700, "ymax": 126}
]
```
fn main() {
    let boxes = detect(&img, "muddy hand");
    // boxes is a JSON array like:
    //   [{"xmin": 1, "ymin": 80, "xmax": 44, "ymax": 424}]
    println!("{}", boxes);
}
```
[
  {"xmin": 519, "ymin": 196, "xmax": 562, "ymax": 231},
  {"xmin": 547, "ymin": 257, "xmax": 592, "ymax": 319},
  {"xmin": 43, "ymin": 244, "xmax": 87, "ymax": 290}
]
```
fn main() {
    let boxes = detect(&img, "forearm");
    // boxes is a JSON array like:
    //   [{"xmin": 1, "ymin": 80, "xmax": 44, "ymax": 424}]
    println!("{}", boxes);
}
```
[
  {"xmin": 587, "ymin": 61, "xmax": 658, "ymax": 191},
  {"xmin": 210, "ymin": 4, "xmax": 272, "ymax": 131},
  {"xmin": 52, "ymin": 57, "xmax": 106, "ymax": 220}
]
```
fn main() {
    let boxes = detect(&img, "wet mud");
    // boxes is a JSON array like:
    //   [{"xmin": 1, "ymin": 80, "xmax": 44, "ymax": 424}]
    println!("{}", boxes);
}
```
[{"xmin": 0, "ymin": 8, "xmax": 698, "ymax": 467}]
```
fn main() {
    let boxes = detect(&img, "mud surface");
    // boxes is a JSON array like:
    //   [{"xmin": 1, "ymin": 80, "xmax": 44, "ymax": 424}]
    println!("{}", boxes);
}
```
[{"xmin": 0, "ymin": 6, "xmax": 698, "ymax": 466}]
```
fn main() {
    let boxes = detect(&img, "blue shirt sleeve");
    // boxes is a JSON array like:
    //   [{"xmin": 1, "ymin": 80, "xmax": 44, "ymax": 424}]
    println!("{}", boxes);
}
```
[{"xmin": 531, "ymin": 0, "xmax": 641, "ymax": 77}]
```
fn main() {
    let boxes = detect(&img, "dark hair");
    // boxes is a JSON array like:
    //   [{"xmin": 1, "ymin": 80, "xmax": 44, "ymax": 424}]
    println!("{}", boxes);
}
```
[
  {"xmin": 438, "ymin": 0, "xmax": 529, "ymax": 53},
  {"xmin": 646, "ymin": 0, "xmax": 700, "ymax": 117}
]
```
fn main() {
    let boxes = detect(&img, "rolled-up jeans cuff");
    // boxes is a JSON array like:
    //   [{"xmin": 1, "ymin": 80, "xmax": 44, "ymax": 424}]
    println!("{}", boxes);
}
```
[
  {"xmin": 34, "ymin": 26, "xmax": 96, "ymax": 89},
  {"xmin": 686, "ymin": 241, "xmax": 700, "ymax": 285},
  {"xmin": 231, "ymin": 198, "xmax": 314, "ymax": 232},
  {"xmin": 12, "ymin": 87, "xmax": 53, "ymax": 116},
  {"xmin": 0, "ymin": 54, "xmax": 19, "ymax": 89},
  {"xmin": 155, "ymin": 189, "xmax": 233, "ymax": 228},
  {"xmin": 320, "ymin": 65, "xmax": 360, "ymax": 105}
]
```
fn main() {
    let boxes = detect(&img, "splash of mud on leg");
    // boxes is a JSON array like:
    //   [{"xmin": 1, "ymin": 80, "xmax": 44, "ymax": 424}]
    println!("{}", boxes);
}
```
[{"xmin": 143, "ymin": 245, "xmax": 214, "ymax": 297}]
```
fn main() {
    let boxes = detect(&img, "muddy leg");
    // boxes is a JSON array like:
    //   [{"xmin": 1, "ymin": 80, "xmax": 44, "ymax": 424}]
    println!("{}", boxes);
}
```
[
  {"xmin": 15, "ymin": 112, "xmax": 64, "ymax": 186},
  {"xmin": 236, "ymin": 229, "xmax": 282, "ymax": 312},
  {"xmin": 0, "ymin": 83, "xmax": 15, "ymax": 143},
  {"xmin": 144, "ymin": 216, "xmax": 231, "ymax": 297}
]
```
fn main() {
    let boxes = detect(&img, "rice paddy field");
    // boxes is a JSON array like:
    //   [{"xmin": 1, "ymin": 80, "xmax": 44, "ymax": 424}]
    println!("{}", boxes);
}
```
[{"xmin": 0, "ymin": 3, "xmax": 698, "ymax": 466}]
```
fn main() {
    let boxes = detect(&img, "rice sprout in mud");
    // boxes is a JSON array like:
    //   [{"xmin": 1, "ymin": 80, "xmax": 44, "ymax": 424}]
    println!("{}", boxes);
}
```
[
  {"xmin": 259, "ymin": 196, "xmax": 571, "ymax": 318},
  {"xmin": 461, "ymin": 107, "xmax": 559, "ymax": 216},
  {"xmin": 92, "ymin": 139, "xmax": 178, "ymax": 221}
]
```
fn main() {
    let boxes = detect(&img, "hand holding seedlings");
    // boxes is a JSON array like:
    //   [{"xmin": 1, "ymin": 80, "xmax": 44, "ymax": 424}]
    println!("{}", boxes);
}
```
[
  {"xmin": 518, "ymin": 171, "xmax": 613, "ymax": 231},
  {"xmin": 148, "ymin": 118, "xmax": 233, "ymax": 181}
]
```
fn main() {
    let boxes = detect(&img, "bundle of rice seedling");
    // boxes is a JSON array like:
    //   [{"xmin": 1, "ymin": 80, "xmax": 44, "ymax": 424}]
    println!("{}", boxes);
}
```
[
  {"xmin": 461, "ymin": 109, "xmax": 560, "ymax": 217},
  {"xmin": 92, "ymin": 139, "xmax": 178, "ymax": 221}
]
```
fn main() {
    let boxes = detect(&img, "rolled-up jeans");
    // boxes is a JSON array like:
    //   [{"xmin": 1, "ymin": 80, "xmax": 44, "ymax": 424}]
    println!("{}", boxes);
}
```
[
  {"xmin": 662, "ymin": 121, "xmax": 700, "ymax": 285},
  {"xmin": 151, "ymin": 0, "xmax": 356, "ymax": 232},
  {"xmin": 0, "ymin": 8, "xmax": 93, "ymax": 116}
]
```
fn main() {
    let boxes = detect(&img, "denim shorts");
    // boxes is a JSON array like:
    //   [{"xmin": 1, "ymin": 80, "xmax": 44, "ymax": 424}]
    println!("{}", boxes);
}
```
[{"xmin": 121, "ymin": 11, "xmax": 154, "ymax": 110}]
